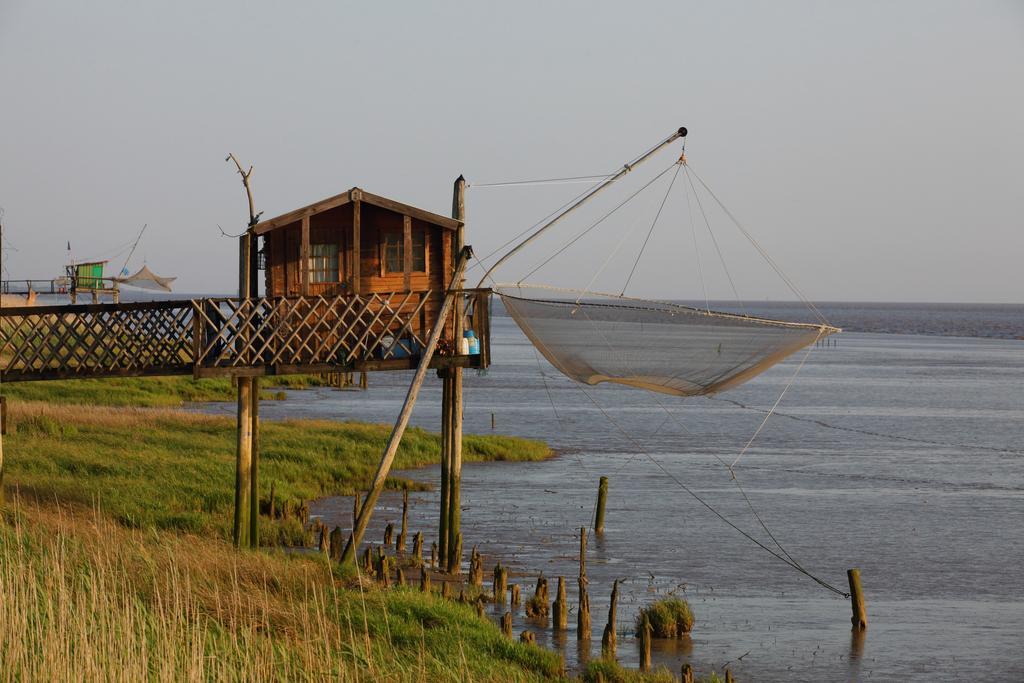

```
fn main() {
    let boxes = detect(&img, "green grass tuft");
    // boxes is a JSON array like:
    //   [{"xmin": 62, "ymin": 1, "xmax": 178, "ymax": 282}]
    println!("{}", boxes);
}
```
[{"xmin": 635, "ymin": 596, "xmax": 694, "ymax": 638}]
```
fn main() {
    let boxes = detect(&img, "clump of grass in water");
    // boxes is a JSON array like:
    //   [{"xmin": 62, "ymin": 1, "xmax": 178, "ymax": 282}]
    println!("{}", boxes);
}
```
[
  {"xmin": 582, "ymin": 659, "xmax": 725, "ymax": 683},
  {"xmin": 634, "ymin": 597, "xmax": 694, "ymax": 638}
]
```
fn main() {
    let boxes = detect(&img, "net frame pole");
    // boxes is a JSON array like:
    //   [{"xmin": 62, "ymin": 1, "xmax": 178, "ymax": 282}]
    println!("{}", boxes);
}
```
[{"xmin": 476, "ymin": 127, "xmax": 687, "ymax": 288}]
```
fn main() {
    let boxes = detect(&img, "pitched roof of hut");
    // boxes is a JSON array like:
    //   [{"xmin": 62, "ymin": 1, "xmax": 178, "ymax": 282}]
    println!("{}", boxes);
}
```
[{"xmin": 251, "ymin": 187, "xmax": 462, "ymax": 236}]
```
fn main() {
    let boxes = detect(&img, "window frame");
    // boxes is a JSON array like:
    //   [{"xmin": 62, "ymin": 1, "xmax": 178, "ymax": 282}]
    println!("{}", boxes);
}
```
[{"xmin": 308, "ymin": 242, "xmax": 340, "ymax": 284}]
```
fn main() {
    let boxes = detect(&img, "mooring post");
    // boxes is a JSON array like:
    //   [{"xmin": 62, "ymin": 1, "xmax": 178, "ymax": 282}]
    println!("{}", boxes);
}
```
[
  {"xmin": 446, "ymin": 174, "xmax": 466, "ymax": 573},
  {"xmin": 595, "ymin": 476, "xmax": 609, "ymax": 533},
  {"xmin": 848, "ymin": 568, "xmax": 868, "ymax": 630}
]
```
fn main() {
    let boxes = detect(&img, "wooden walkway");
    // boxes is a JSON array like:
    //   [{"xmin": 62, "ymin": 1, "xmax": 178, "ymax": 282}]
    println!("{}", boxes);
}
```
[{"xmin": 0, "ymin": 289, "xmax": 490, "ymax": 382}]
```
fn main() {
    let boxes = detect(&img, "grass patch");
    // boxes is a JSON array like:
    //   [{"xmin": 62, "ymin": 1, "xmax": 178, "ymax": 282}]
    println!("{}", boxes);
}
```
[
  {"xmin": 634, "ymin": 597, "xmax": 694, "ymax": 638},
  {"xmin": 582, "ymin": 659, "xmax": 723, "ymax": 683},
  {"xmin": 0, "ymin": 374, "xmax": 332, "ymax": 407},
  {"xmin": 0, "ymin": 500, "xmax": 562, "ymax": 681},
  {"xmin": 3, "ymin": 401, "xmax": 551, "ymax": 542}
]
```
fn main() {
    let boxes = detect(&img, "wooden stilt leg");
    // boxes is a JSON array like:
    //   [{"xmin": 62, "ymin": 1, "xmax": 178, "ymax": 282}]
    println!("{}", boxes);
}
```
[
  {"xmin": 249, "ymin": 377, "xmax": 260, "ymax": 548},
  {"xmin": 234, "ymin": 377, "xmax": 253, "ymax": 548},
  {"xmin": 439, "ymin": 372, "xmax": 451, "ymax": 570}
]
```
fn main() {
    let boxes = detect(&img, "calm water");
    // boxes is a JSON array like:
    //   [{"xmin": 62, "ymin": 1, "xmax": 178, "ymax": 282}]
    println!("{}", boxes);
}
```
[{"xmin": 197, "ymin": 304, "xmax": 1024, "ymax": 681}]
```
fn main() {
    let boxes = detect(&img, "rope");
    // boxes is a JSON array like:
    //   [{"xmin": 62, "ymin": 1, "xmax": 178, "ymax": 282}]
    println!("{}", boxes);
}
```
[
  {"xmin": 621, "ymin": 162, "xmax": 682, "ymax": 296},
  {"xmin": 517, "ymin": 162, "xmax": 678, "ymax": 285},
  {"xmin": 684, "ymin": 165, "xmax": 745, "ymax": 314},
  {"xmin": 729, "ymin": 334, "xmax": 820, "ymax": 469},
  {"xmin": 572, "ymin": 382, "xmax": 849, "ymax": 597},
  {"xmin": 686, "ymin": 163, "xmax": 830, "ymax": 327},
  {"xmin": 682, "ymin": 167, "xmax": 710, "ymax": 313},
  {"xmin": 468, "ymin": 174, "xmax": 613, "ymax": 188}
]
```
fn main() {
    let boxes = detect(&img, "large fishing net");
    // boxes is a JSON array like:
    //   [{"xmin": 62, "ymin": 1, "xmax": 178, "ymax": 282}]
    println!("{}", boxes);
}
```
[{"xmin": 497, "ymin": 285, "xmax": 838, "ymax": 397}]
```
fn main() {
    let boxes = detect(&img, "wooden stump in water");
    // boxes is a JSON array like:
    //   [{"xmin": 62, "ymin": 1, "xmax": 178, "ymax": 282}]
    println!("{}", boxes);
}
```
[
  {"xmin": 601, "ymin": 579, "xmax": 618, "ymax": 658},
  {"xmin": 681, "ymin": 663, "xmax": 694, "ymax": 683},
  {"xmin": 848, "ymin": 568, "xmax": 868, "ymax": 630},
  {"xmin": 578, "ymin": 526, "xmax": 590, "ymax": 640},
  {"xmin": 475, "ymin": 599, "xmax": 485, "ymax": 618},
  {"xmin": 451, "ymin": 532, "xmax": 463, "ymax": 576},
  {"xmin": 441, "ymin": 581, "xmax": 452, "ymax": 599},
  {"xmin": 595, "ymin": 476, "xmax": 609, "ymax": 533},
  {"xmin": 329, "ymin": 526, "xmax": 343, "ymax": 562},
  {"xmin": 396, "ymin": 566, "xmax": 406, "ymax": 587},
  {"xmin": 493, "ymin": 563, "xmax": 508, "ymax": 605},
  {"xmin": 638, "ymin": 613, "xmax": 652, "ymax": 671},
  {"xmin": 383, "ymin": 523, "xmax": 394, "ymax": 547},
  {"xmin": 526, "ymin": 575, "xmax": 550, "ymax": 623},
  {"xmin": 412, "ymin": 532, "xmax": 423, "ymax": 565},
  {"xmin": 578, "ymin": 578, "xmax": 591, "ymax": 641},
  {"xmin": 420, "ymin": 569, "xmax": 432, "ymax": 593},
  {"xmin": 397, "ymin": 488, "xmax": 409, "ymax": 555},
  {"xmin": 510, "ymin": 584, "xmax": 521, "ymax": 608},
  {"xmin": 361, "ymin": 546, "xmax": 373, "ymax": 574},
  {"xmin": 430, "ymin": 541, "xmax": 438, "ymax": 569},
  {"xmin": 553, "ymin": 576, "xmax": 568, "ymax": 630},
  {"xmin": 520, "ymin": 630, "xmax": 535, "ymax": 645},
  {"xmin": 469, "ymin": 546, "xmax": 483, "ymax": 587},
  {"xmin": 725, "ymin": 668, "xmax": 734, "ymax": 683},
  {"xmin": 501, "ymin": 611, "xmax": 513, "ymax": 638}
]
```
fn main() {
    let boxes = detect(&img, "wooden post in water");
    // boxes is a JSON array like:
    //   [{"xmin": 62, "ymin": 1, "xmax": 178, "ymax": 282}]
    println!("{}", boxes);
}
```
[
  {"xmin": 397, "ymin": 487, "xmax": 409, "ymax": 555},
  {"xmin": 848, "ymin": 568, "xmax": 868, "ymax": 630},
  {"xmin": 420, "ymin": 569, "xmax": 431, "ymax": 593},
  {"xmin": 439, "ymin": 375, "xmax": 451, "ymax": 569},
  {"xmin": 725, "ymin": 668, "xmax": 734, "ymax": 683},
  {"xmin": 638, "ymin": 613, "xmax": 652, "ymax": 671},
  {"xmin": 384, "ymin": 523, "xmax": 394, "ymax": 547},
  {"xmin": 501, "ymin": 611, "xmax": 513, "ymax": 638},
  {"xmin": 493, "ymin": 563, "xmax": 508, "ymax": 606},
  {"xmin": 352, "ymin": 492, "xmax": 360, "ymax": 530},
  {"xmin": 553, "ymin": 576, "xmax": 568, "ymax": 630},
  {"xmin": 510, "ymin": 584, "xmax": 521, "ymax": 607},
  {"xmin": 578, "ymin": 527, "xmax": 591, "ymax": 640},
  {"xmin": 338, "ymin": 249, "xmax": 472, "ymax": 567},
  {"xmin": 329, "ymin": 526, "xmax": 343, "ymax": 562},
  {"xmin": 595, "ymin": 476, "xmax": 609, "ymax": 533},
  {"xmin": 601, "ymin": 579, "xmax": 618, "ymax": 658},
  {"xmin": 681, "ymin": 664, "xmax": 694, "ymax": 683},
  {"xmin": 431, "ymin": 541, "xmax": 438, "ymax": 569},
  {"xmin": 412, "ymin": 532, "xmax": 423, "ymax": 565},
  {"xmin": 318, "ymin": 527, "xmax": 329, "ymax": 556},
  {"xmin": 446, "ymin": 174, "xmax": 466, "ymax": 573}
]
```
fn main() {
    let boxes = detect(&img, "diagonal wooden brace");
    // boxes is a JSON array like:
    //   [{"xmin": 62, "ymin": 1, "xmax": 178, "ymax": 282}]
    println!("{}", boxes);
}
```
[{"xmin": 340, "ymin": 246, "xmax": 473, "ymax": 566}]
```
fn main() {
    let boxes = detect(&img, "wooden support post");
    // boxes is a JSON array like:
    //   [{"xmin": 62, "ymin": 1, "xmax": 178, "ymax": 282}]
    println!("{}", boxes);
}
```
[
  {"xmin": 510, "ymin": 584, "xmax": 521, "ymax": 608},
  {"xmin": 339, "ymin": 249, "xmax": 472, "ymax": 567},
  {"xmin": 384, "ymin": 523, "xmax": 394, "ymax": 547},
  {"xmin": 0, "ymin": 396, "xmax": 5, "ymax": 507},
  {"xmin": 420, "ymin": 569, "xmax": 431, "ymax": 593},
  {"xmin": 578, "ymin": 527, "xmax": 590, "ymax": 640},
  {"xmin": 469, "ymin": 545, "xmax": 483, "ymax": 586},
  {"xmin": 329, "ymin": 527, "xmax": 343, "ymax": 561},
  {"xmin": 601, "ymin": 579, "xmax": 618, "ymax": 658},
  {"xmin": 725, "ymin": 668, "xmax": 734, "ymax": 683},
  {"xmin": 249, "ymin": 376, "xmax": 260, "ymax": 548},
  {"xmin": 527, "ymin": 575, "xmax": 549, "ymax": 623},
  {"xmin": 446, "ymin": 174, "xmax": 466, "ymax": 573},
  {"xmin": 681, "ymin": 664, "xmax": 694, "ymax": 683},
  {"xmin": 431, "ymin": 542, "xmax": 438, "ymax": 569},
  {"xmin": 848, "ymin": 568, "xmax": 868, "ymax": 630},
  {"xmin": 638, "ymin": 614, "xmax": 652, "ymax": 671},
  {"xmin": 319, "ymin": 528, "xmax": 329, "ymax": 556},
  {"xmin": 553, "ymin": 576, "xmax": 568, "ymax": 630},
  {"xmin": 439, "ymin": 374, "xmax": 451, "ymax": 569},
  {"xmin": 595, "ymin": 476, "xmax": 609, "ymax": 533},
  {"xmin": 233, "ymin": 377, "xmax": 253, "ymax": 548},
  {"xmin": 396, "ymin": 566, "xmax": 406, "ymax": 587}
]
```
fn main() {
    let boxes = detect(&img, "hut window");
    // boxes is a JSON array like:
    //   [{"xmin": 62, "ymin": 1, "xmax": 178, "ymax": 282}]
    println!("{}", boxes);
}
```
[
  {"xmin": 381, "ymin": 228, "xmax": 427, "ymax": 274},
  {"xmin": 309, "ymin": 243, "xmax": 339, "ymax": 283},
  {"xmin": 383, "ymin": 231, "xmax": 404, "ymax": 274}
]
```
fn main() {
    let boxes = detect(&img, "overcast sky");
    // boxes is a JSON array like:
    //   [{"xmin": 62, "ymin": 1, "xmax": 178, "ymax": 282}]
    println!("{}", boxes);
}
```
[{"xmin": 1, "ymin": 1, "xmax": 1021, "ymax": 302}]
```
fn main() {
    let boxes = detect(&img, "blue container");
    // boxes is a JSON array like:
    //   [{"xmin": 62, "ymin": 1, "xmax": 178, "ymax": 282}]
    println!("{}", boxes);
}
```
[{"xmin": 464, "ymin": 330, "xmax": 480, "ymax": 355}]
